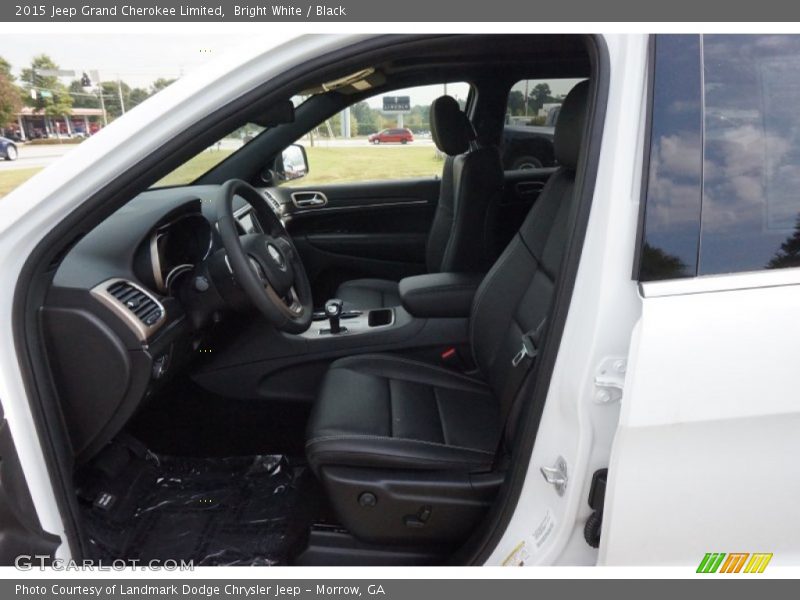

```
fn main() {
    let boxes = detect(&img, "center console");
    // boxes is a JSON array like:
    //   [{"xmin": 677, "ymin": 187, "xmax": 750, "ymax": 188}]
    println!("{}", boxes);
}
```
[
  {"xmin": 191, "ymin": 272, "xmax": 485, "ymax": 403},
  {"xmin": 303, "ymin": 304, "xmax": 397, "ymax": 338}
]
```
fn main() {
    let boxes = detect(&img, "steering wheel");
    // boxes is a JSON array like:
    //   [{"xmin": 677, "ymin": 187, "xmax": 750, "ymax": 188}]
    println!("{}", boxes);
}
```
[{"xmin": 215, "ymin": 179, "xmax": 313, "ymax": 334}]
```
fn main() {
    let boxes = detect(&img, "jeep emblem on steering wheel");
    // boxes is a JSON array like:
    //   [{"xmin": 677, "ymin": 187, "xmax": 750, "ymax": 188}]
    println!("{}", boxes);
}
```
[{"xmin": 267, "ymin": 242, "xmax": 286, "ymax": 270}]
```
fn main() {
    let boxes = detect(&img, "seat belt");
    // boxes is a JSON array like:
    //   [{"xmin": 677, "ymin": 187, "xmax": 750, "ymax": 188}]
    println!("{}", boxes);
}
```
[{"xmin": 493, "ymin": 317, "xmax": 548, "ymax": 468}]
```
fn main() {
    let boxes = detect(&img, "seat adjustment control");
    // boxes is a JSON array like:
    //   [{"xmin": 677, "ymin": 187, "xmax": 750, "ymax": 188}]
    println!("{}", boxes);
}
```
[{"xmin": 404, "ymin": 505, "xmax": 432, "ymax": 528}]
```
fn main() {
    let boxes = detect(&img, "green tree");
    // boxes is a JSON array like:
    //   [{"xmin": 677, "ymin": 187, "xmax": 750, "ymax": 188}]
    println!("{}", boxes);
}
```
[
  {"xmin": 405, "ymin": 104, "xmax": 430, "ymax": 132},
  {"xmin": 128, "ymin": 87, "xmax": 151, "ymax": 110},
  {"xmin": 20, "ymin": 54, "xmax": 73, "ymax": 127},
  {"xmin": 351, "ymin": 101, "xmax": 381, "ymax": 135},
  {"xmin": 0, "ymin": 56, "xmax": 13, "ymax": 80},
  {"xmin": 768, "ymin": 215, "xmax": 800, "ymax": 269},
  {"xmin": 0, "ymin": 56, "xmax": 21, "ymax": 127},
  {"xmin": 151, "ymin": 78, "xmax": 176, "ymax": 94},
  {"xmin": 68, "ymin": 80, "xmax": 100, "ymax": 109},
  {"xmin": 507, "ymin": 90, "xmax": 525, "ymax": 116},
  {"xmin": 639, "ymin": 243, "xmax": 689, "ymax": 280},
  {"xmin": 100, "ymin": 81, "xmax": 134, "ymax": 119},
  {"xmin": 529, "ymin": 83, "xmax": 553, "ymax": 113}
]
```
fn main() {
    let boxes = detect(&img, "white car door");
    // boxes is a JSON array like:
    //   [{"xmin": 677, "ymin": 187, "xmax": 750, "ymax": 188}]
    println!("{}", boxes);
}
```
[{"xmin": 602, "ymin": 34, "xmax": 800, "ymax": 568}]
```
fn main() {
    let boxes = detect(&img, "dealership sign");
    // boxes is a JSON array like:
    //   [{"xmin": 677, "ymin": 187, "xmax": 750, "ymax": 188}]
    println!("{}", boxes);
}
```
[{"xmin": 382, "ymin": 96, "xmax": 411, "ymax": 112}]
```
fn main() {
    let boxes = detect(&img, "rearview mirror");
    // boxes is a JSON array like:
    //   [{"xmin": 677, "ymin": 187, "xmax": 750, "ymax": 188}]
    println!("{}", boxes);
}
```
[{"xmin": 274, "ymin": 144, "xmax": 309, "ymax": 183}]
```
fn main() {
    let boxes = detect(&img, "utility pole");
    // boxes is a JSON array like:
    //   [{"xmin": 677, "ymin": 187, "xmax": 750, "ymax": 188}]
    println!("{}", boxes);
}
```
[
  {"xmin": 82, "ymin": 71, "xmax": 107, "ymax": 126},
  {"xmin": 99, "ymin": 87, "xmax": 108, "ymax": 126},
  {"xmin": 524, "ymin": 79, "xmax": 529, "ymax": 117},
  {"xmin": 117, "ymin": 77, "xmax": 126, "ymax": 115}
]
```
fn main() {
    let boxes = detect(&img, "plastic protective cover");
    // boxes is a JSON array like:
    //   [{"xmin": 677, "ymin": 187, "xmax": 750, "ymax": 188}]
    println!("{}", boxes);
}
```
[{"xmin": 81, "ymin": 453, "xmax": 311, "ymax": 566}]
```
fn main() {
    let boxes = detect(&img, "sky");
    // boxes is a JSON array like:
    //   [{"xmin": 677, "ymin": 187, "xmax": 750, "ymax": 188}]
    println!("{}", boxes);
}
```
[
  {"xmin": 1, "ymin": 34, "xmax": 264, "ymax": 88},
  {"xmin": 1, "ymin": 34, "xmax": 583, "ymax": 107}
]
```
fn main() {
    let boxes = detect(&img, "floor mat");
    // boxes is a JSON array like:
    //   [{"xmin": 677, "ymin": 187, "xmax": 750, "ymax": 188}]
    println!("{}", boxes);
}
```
[{"xmin": 78, "ymin": 450, "xmax": 321, "ymax": 566}]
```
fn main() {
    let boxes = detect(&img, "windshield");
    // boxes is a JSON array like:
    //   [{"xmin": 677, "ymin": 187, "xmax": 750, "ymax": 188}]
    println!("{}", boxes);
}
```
[{"xmin": 153, "ymin": 123, "xmax": 266, "ymax": 187}]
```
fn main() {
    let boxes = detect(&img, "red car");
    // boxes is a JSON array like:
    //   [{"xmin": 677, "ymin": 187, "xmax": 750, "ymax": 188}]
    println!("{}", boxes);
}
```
[{"xmin": 368, "ymin": 128, "xmax": 414, "ymax": 144}]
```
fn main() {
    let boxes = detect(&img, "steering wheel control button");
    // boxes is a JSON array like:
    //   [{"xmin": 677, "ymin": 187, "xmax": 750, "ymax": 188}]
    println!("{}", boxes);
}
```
[
  {"xmin": 193, "ymin": 275, "xmax": 210, "ymax": 292},
  {"xmin": 358, "ymin": 492, "xmax": 377, "ymax": 508}
]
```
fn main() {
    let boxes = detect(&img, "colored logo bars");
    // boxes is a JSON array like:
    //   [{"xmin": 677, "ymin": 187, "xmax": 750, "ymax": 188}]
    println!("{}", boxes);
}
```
[{"xmin": 696, "ymin": 552, "xmax": 773, "ymax": 573}]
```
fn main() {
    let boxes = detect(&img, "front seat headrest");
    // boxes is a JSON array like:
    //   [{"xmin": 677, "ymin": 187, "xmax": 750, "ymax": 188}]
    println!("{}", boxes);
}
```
[
  {"xmin": 553, "ymin": 80, "xmax": 590, "ymax": 170},
  {"xmin": 430, "ymin": 95, "xmax": 476, "ymax": 156}
]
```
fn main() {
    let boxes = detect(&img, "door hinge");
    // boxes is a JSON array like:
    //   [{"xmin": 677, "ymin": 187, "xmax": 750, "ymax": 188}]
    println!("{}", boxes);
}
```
[{"xmin": 593, "ymin": 357, "xmax": 626, "ymax": 404}]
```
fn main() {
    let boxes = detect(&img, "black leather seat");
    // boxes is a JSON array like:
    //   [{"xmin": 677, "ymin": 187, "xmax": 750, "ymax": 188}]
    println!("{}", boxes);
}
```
[
  {"xmin": 336, "ymin": 95, "xmax": 504, "ymax": 309},
  {"xmin": 308, "ymin": 355, "xmax": 499, "ymax": 472},
  {"xmin": 306, "ymin": 81, "xmax": 589, "ymax": 545}
]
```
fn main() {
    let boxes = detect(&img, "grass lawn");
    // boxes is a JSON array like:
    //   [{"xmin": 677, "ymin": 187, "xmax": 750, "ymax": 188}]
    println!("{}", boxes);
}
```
[
  {"xmin": 159, "ymin": 145, "xmax": 443, "ymax": 187},
  {"xmin": 0, "ymin": 168, "xmax": 45, "ymax": 198},
  {"xmin": 155, "ymin": 149, "xmax": 236, "ymax": 187},
  {"xmin": 0, "ymin": 144, "xmax": 444, "ymax": 198},
  {"xmin": 285, "ymin": 146, "xmax": 443, "ymax": 187}
]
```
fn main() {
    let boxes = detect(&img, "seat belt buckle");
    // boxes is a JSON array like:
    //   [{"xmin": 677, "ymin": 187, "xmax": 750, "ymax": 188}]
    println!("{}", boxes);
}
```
[{"xmin": 512, "ymin": 334, "xmax": 538, "ymax": 367}]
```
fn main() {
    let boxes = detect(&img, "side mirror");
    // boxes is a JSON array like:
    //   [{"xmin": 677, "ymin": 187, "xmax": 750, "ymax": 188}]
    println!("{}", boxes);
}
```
[{"xmin": 274, "ymin": 144, "xmax": 309, "ymax": 183}]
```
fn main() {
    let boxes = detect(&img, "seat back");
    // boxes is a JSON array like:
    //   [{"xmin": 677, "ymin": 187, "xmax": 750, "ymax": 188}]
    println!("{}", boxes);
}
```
[
  {"xmin": 469, "ymin": 80, "xmax": 590, "ymax": 406},
  {"xmin": 425, "ymin": 96, "xmax": 504, "ymax": 274}
]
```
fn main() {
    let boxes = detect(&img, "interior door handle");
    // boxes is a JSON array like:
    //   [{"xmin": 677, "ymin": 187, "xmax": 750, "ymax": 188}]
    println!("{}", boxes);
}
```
[{"xmin": 291, "ymin": 191, "xmax": 328, "ymax": 208}]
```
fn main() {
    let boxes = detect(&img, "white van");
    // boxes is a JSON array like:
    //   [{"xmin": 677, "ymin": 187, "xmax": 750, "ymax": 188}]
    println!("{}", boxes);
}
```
[{"xmin": 0, "ymin": 33, "xmax": 797, "ymax": 568}]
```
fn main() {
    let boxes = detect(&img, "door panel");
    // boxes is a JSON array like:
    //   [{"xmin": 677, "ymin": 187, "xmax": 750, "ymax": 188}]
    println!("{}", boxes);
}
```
[
  {"xmin": 275, "ymin": 178, "xmax": 440, "ymax": 302},
  {"xmin": 603, "ymin": 281, "xmax": 800, "ymax": 565}
]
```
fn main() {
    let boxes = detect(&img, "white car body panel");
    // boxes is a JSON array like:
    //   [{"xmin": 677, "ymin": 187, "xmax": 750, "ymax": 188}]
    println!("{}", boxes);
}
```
[{"xmin": 601, "ymin": 280, "xmax": 800, "ymax": 565}]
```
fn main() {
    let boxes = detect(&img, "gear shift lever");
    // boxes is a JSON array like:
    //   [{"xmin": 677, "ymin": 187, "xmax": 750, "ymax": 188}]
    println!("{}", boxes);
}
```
[{"xmin": 325, "ymin": 298, "xmax": 344, "ymax": 334}]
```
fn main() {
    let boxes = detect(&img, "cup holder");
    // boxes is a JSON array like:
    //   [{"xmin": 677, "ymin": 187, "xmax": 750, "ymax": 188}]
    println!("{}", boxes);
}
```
[{"xmin": 368, "ymin": 308, "xmax": 394, "ymax": 327}]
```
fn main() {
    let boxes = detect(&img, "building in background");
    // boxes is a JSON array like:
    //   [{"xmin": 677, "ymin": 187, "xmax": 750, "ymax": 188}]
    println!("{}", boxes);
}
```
[{"xmin": 11, "ymin": 106, "xmax": 104, "ymax": 140}]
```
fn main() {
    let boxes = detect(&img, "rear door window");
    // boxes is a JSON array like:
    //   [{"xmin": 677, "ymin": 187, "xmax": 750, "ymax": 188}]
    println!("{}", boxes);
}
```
[
  {"xmin": 640, "ymin": 34, "xmax": 800, "ymax": 281},
  {"xmin": 638, "ymin": 35, "xmax": 703, "ymax": 281},
  {"xmin": 700, "ymin": 35, "xmax": 800, "ymax": 274},
  {"xmin": 503, "ymin": 78, "xmax": 586, "ymax": 171}
]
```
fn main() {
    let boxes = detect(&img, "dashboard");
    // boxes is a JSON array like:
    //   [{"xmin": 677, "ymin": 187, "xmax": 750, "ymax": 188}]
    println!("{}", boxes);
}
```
[
  {"xmin": 149, "ymin": 213, "xmax": 214, "ymax": 294},
  {"xmin": 44, "ymin": 183, "xmax": 287, "ymax": 461}
]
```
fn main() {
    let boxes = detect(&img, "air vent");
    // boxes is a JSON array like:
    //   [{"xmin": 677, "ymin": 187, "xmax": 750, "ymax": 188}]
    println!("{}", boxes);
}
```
[
  {"xmin": 263, "ymin": 190, "xmax": 282, "ymax": 213},
  {"xmin": 91, "ymin": 279, "xmax": 166, "ymax": 342},
  {"xmin": 106, "ymin": 281, "xmax": 164, "ymax": 326}
]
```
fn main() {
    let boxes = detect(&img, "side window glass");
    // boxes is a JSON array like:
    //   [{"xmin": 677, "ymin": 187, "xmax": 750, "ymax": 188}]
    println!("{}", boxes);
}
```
[
  {"xmin": 700, "ymin": 35, "xmax": 800, "ymax": 274},
  {"xmin": 503, "ymin": 78, "xmax": 585, "ymax": 171},
  {"xmin": 639, "ymin": 35, "xmax": 703, "ymax": 281},
  {"xmin": 281, "ymin": 82, "xmax": 470, "ymax": 187}
]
